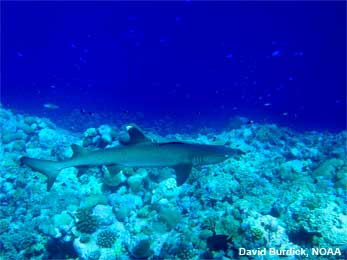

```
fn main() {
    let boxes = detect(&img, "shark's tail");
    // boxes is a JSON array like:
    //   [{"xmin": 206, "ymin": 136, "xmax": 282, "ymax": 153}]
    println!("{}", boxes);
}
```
[{"xmin": 20, "ymin": 157, "xmax": 62, "ymax": 191}]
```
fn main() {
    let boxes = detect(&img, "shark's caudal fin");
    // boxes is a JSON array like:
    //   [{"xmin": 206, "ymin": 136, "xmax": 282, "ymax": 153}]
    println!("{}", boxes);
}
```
[{"xmin": 20, "ymin": 157, "xmax": 62, "ymax": 191}]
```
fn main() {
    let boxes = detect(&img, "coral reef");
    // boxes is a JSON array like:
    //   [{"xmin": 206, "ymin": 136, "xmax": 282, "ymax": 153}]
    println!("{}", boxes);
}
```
[
  {"xmin": 1, "ymin": 106, "xmax": 346, "ymax": 259},
  {"xmin": 130, "ymin": 238, "xmax": 152, "ymax": 258},
  {"xmin": 75, "ymin": 208, "xmax": 99, "ymax": 234},
  {"xmin": 96, "ymin": 230, "xmax": 117, "ymax": 248}
]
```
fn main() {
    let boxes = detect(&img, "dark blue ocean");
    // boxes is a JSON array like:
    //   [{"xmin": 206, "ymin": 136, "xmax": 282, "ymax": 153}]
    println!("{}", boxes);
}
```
[
  {"xmin": 1, "ymin": 2, "xmax": 347, "ymax": 260},
  {"xmin": 2, "ymin": 1, "xmax": 346, "ymax": 131}
]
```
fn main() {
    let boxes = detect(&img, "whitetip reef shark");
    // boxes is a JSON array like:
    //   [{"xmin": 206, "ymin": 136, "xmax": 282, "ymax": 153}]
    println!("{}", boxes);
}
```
[{"xmin": 21, "ymin": 124, "xmax": 243, "ymax": 191}]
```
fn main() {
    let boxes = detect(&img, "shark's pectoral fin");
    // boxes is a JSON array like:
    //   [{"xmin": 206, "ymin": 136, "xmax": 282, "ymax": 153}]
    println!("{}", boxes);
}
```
[
  {"xmin": 173, "ymin": 163, "xmax": 192, "ymax": 186},
  {"xmin": 105, "ymin": 165, "xmax": 122, "ymax": 175},
  {"xmin": 47, "ymin": 174, "xmax": 58, "ymax": 191},
  {"xmin": 71, "ymin": 144, "xmax": 88, "ymax": 158}
]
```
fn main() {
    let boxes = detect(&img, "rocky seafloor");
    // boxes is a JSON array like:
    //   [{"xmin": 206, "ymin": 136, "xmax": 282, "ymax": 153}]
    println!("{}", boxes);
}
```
[{"xmin": 0, "ymin": 106, "xmax": 346, "ymax": 260}]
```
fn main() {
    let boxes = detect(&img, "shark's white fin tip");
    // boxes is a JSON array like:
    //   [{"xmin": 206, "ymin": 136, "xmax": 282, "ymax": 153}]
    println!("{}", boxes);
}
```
[{"xmin": 123, "ymin": 124, "xmax": 152, "ymax": 145}]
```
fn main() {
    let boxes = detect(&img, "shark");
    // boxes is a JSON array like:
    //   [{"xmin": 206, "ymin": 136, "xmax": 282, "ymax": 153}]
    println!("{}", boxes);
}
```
[{"xmin": 21, "ymin": 125, "xmax": 243, "ymax": 191}]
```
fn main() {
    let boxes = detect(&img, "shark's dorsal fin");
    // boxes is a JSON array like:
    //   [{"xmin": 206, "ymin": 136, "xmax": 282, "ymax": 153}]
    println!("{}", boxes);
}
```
[
  {"xmin": 124, "ymin": 124, "xmax": 152, "ymax": 145},
  {"xmin": 173, "ymin": 163, "xmax": 192, "ymax": 186},
  {"xmin": 71, "ymin": 144, "xmax": 88, "ymax": 158}
]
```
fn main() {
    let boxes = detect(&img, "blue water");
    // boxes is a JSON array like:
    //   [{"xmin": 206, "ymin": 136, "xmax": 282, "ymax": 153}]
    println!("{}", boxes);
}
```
[
  {"xmin": 1, "ymin": 2, "xmax": 347, "ymax": 259},
  {"xmin": 2, "ymin": 1, "xmax": 346, "ymax": 131}
]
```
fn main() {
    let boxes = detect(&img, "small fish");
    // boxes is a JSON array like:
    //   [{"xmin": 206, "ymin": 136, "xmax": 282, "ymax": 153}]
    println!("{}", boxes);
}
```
[
  {"xmin": 43, "ymin": 103, "xmax": 59, "ymax": 109},
  {"xmin": 293, "ymin": 51, "xmax": 304, "ymax": 56},
  {"xmin": 80, "ymin": 108, "xmax": 95, "ymax": 116},
  {"xmin": 263, "ymin": 103, "xmax": 272, "ymax": 107},
  {"xmin": 225, "ymin": 53, "xmax": 233, "ymax": 59},
  {"xmin": 16, "ymin": 51, "xmax": 24, "ymax": 58},
  {"xmin": 272, "ymin": 50, "xmax": 281, "ymax": 57}
]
